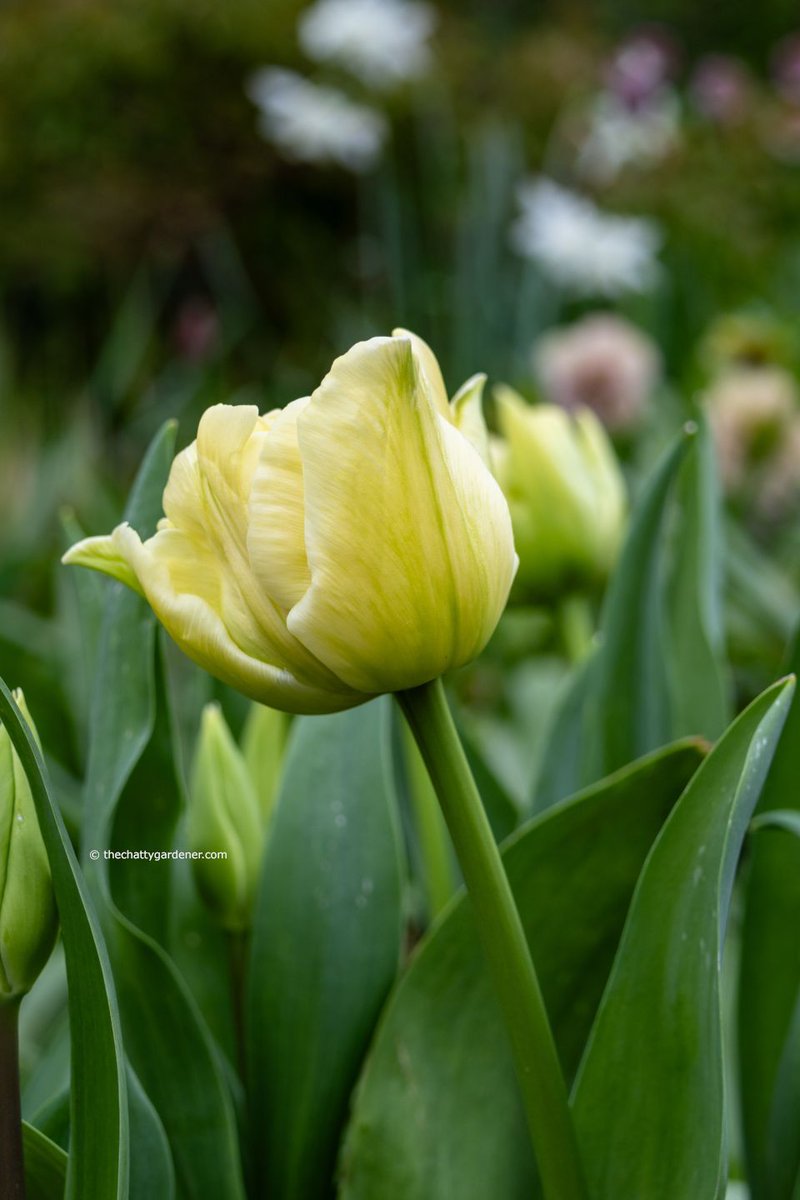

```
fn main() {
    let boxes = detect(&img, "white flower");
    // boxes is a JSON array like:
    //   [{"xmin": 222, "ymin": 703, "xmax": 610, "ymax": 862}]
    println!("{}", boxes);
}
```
[
  {"xmin": 577, "ymin": 89, "xmax": 681, "ymax": 185},
  {"xmin": 298, "ymin": 0, "xmax": 436, "ymax": 90},
  {"xmin": 511, "ymin": 178, "xmax": 662, "ymax": 298},
  {"xmin": 246, "ymin": 68, "xmax": 387, "ymax": 172}
]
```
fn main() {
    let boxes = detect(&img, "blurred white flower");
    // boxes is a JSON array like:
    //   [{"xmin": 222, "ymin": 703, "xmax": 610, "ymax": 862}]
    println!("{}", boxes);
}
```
[
  {"xmin": 534, "ymin": 313, "xmax": 661, "ymax": 433},
  {"xmin": 725, "ymin": 1184, "xmax": 750, "ymax": 1200},
  {"xmin": 511, "ymin": 179, "xmax": 662, "ymax": 298},
  {"xmin": 298, "ymin": 0, "xmax": 436, "ymax": 90},
  {"xmin": 578, "ymin": 89, "xmax": 680, "ymax": 184},
  {"xmin": 246, "ymin": 68, "xmax": 387, "ymax": 171}
]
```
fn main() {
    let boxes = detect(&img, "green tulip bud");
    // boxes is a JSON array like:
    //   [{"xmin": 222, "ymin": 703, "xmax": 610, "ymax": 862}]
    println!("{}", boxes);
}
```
[
  {"xmin": 241, "ymin": 703, "xmax": 289, "ymax": 827},
  {"xmin": 188, "ymin": 704, "xmax": 264, "ymax": 932},
  {"xmin": 493, "ymin": 387, "xmax": 627, "ymax": 601},
  {"xmin": 0, "ymin": 692, "xmax": 58, "ymax": 1004}
]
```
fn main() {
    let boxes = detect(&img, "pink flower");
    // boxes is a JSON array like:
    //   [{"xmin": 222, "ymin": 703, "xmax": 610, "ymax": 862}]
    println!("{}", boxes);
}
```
[
  {"xmin": 533, "ymin": 313, "xmax": 661, "ymax": 433},
  {"xmin": 704, "ymin": 366, "xmax": 800, "ymax": 519},
  {"xmin": 690, "ymin": 55, "xmax": 750, "ymax": 125}
]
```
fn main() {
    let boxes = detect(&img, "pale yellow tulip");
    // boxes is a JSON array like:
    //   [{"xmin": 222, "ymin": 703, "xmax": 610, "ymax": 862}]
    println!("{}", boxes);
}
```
[
  {"xmin": 494, "ymin": 386, "xmax": 626, "ymax": 600},
  {"xmin": 64, "ymin": 334, "xmax": 517, "ymax": 712}
]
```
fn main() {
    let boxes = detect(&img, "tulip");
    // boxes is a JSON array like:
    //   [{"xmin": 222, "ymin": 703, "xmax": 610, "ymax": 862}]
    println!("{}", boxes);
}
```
[
  {"xmin": 493, "ymin": 387, "xmax": 626, "ymax": 601},
  {"xmin": 63, "ymin": 332, "xmax": 516, "ymax": 712},
  {"xmin": 0, "ymin": 692, "xmax": 58, "ymax": 1003},
  {"xmin": 188, "ymin": 704, "xmax": 264, "ymax": 932}
]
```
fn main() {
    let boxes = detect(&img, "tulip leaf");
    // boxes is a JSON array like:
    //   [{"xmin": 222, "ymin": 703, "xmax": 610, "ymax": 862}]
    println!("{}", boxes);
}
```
[
  {"xmin": 571, "ymin": 677, "xmax": 794, "ymax": 1200},
  {"xmin": 740, "ymin": 636, "xmax": 800, "ymax": 1200},
  {"xmin": 126, "ymin": 1065, "xmax": 176, "ymax": 1200},
  {"xmin": 338, "ymin": 738, "xmax": 705, "ymax": 1200},
  {"xmin": 535, "ymin": 432, "xmax": 692, "ymax": 810},
  {"xmin": 668, "ymin": 415, "xmax": 730, "ymax": 742},
  {"xmin": 247, "ymin": 699, "xmax": 405, "ymax": 1200},
  {"xmin": 22, "ymin": 1122, "xmax": 67, "ymax": 1199},
  {"xmin": 585, "ymin": 429, "xmax": 693, "ymax": 778},
  {"xmin": 80, "ymin": 421, "xmax": 246, "ymax": 1199},
  {"xmin": 0, "ymin": 680, "xmax": 128, "ymax": 1200}
]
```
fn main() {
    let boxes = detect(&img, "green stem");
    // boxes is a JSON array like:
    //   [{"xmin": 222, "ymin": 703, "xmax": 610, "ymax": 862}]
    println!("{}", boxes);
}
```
[
  {"xmin": 228, "ymin": 930, "xmax": 249, "ymax": 1083},
  {"xmin": 0, "ymin": 1001, "xmax": 26, "ymax": 1199},
  {"xmin": 396, "ymin": 679, "xmax": 588, "ymax": 1200},
  {"xmin": 558, "ymin": 595, "xmax": 595, "ymax": 665},
  {"xmin": 401, "ymin": 718, "xmax": 456, "ymax": 920}
]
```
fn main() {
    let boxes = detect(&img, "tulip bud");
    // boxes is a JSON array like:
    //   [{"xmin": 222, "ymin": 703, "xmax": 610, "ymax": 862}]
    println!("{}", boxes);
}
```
[
  {"xmin": 241, "ymin": 704, "xmax": 289, "ymax": 827},
  {"xmin": 493, "ymin": 387, "xmax": 627, "ymax": 601},
  {"xmin": 188, "ymin": 704, "xmax": 264, "ymax": 932},
  {"xmin": 63, "ymin": 332, "xmax": 517, "ymax": 711},
  {"xmin": 0, "ymin": 692, "xmax": 58, "ymax": 1004}
]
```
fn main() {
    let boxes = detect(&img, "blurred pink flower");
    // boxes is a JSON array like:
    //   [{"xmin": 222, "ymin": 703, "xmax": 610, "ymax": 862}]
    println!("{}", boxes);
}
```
[
  {"xmin": 772, "ymin": 33, "xmax": 800, "ymax": 105},
  {"xmin": 605, "ymin": 28, "xmax": 678, "ymax": 111},
  {"xmin": 533, "ymin": 313, "xmax": 661, "ymax": 433},
  {"xmin": 172, "ymin": 296, "xmax": 220, "ymax": 364},
  {"xmin": 690, "ymin": 55, "xmax": 750, "ymax": 124}
]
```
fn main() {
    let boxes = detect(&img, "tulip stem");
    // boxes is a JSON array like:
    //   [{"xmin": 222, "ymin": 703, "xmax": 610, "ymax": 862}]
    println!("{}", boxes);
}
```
[
  {"xmin": 0, "ymin": 1001, "xmax": 26, "ymax": 1199},
  {"xmin": 396, "ymin": 678, "xmax": 588, "ymax": 1200},
  {"xmin": 558, "ymin": 595, "xmax": 595, "ymax": 665}
]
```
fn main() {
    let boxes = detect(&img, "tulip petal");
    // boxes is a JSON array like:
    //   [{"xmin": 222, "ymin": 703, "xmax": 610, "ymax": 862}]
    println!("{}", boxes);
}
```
[
  {"xmin": 62, "ymin": 534, "xmax": 144, "ymax": 596},
  {"xmin": 450, "ymin": 373, "xmax": 490, "ymax": 464},
  {"xmin": 289, "ymin": 336, "xmax": 517, "ymax": 693},
  {"xmin": 76, "ymin": 525, "xmax": 361, "ymax": 714},
  {"xmin": 247, "ymin": 397, "xmax": 313, "ymax": 613},
  {"xmin": 392, "ymin": 328, "xmax": 450, "ymax": 417}
]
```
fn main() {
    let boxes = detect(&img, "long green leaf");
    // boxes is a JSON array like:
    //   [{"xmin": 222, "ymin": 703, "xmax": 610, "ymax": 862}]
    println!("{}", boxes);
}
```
[
  {"xmin": 586, "ymin": 430, "xmax": 693, "ymax": 778},
  {"xmin": 668, "ymin": 415, "xmax": 730, "ymax": 741},
  {"xmin": 572, "ymin": 677, "xmax": 794, "ymax": 1199},
  {"xmin": 0, "ymin": 682, "xmax": 128, "ymax": 1199},
  {"xmin": 22, "ymin": 1122, "xmax": 67, "ymax": 1200},
  {"xmin": 535, "ymin": 430, "xmax": 692, "ymax": 809},
  {"xmin": 339, "ymin": 740, "xmax": 704, "ymax": 1199},
  {"xmin": 248, "ymin": 699, "xmax": 405, "ymax": 1200},
  {"xmin": 739, "ymin": 636, "xmax": 800, "ymax": 1200}
]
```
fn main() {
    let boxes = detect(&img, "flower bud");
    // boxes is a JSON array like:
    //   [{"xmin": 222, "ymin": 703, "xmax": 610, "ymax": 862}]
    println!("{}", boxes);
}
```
[
  {"xmin": 241, "ymin": 703, "xmax": 289, "ymax": 826},
  {"xmin": 63, "ymin": 332, "xmax": 517, "ymax": 711},
  {"xmin": 0, "ymin": 692, "xmax": 58, "ymax": 1004},
  {"xmin": 188, "ymin": 704, "xmax": 264, "ymax": 932},
  {"xmin": 493, "ymin": 387, "xmax": 627, "ymax": 601}
]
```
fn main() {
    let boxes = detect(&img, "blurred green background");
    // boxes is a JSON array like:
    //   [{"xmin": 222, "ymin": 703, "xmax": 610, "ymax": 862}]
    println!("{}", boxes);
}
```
[{"xmin": 3, "ymin": 0, "xmax": 800, "ymax": 775}]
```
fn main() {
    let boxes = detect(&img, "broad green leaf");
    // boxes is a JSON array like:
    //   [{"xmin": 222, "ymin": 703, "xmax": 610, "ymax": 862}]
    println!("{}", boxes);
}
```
[
  {"xmin": 248, "ymin": 699, "xmax": 405, "ymax": 1200},
  {"xmin": 23, "ymin": 1122, "xmax": 67, "ymax": 1200},
  {"xmin": 339, "ymin": 739, "xmax": 704, "ymax": 1200},
  {"xmin": 668, "ymin": 416, "xmax": 730, "ymax": 741},
  {"xmin": 740, "ymin": 636, "xmax": 800, "ymax": 1200},
  {"xmin": 572, "ymin": 678, "xmax": 794, "ymax": 1200},
  {"xmin": 535, "ymin": 431, "xmax": 691, "ymax": 809},
  {"xmin": 0, "ymin": 681, "xmax": 128, "ymax": 1200},
  {"xmin": 79, "ymin": 422, "xmax": 245, "ymax": 1199}
]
